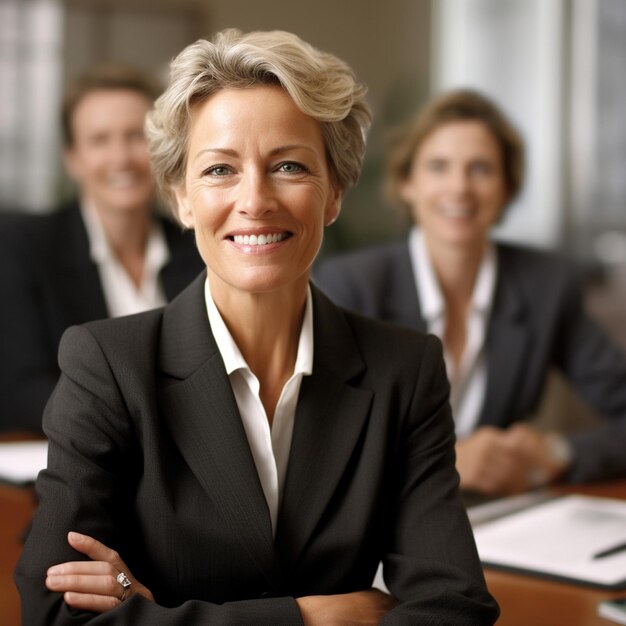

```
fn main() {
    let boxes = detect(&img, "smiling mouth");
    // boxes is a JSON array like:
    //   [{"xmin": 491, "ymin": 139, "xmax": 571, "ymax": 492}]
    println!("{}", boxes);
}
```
[
  {"xmin": 230, "ymin": 233, "xmax": 291, "ymax": 246},
  {"xmin": 439, "ymin": 205, "xmax": 476, "ymax": 218},
  {"xmin": 106, "ymin": 172, "xmax": 144, "ymax": 188}
]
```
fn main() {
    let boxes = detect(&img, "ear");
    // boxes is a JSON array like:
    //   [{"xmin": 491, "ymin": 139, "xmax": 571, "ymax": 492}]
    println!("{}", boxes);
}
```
[
  {"xmin": 324, "ymin": 186, "xmax": 342, "ymax": 227},
  {"xmin": 173, "ymin": 184, "xmax": 194, "ymax": 229}
]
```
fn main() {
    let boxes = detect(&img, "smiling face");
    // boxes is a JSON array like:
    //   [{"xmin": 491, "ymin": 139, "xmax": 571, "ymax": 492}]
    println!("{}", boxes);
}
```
[
  {"xmin": 174, "ymin": 85, "xmax": 340, "ymax": 300},
  {"xmin": 64, "ymin": 89, "xmax": 154, "ymax": 216},
  {"xmin": 401, "ymin": 120, "xmax": 508, "ymax": 254}
]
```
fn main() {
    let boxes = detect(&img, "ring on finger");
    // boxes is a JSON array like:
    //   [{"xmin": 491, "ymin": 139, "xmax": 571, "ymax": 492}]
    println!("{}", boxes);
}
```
[{"xmin": 116, "ymin": 572, "xmax": 132, "ymax": 601}]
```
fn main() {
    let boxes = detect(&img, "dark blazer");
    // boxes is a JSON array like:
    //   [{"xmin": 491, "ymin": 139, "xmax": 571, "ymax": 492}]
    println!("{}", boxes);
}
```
[
  {"xmin": 15, "ymin": 274, "xmax": 498, "ymax": 625},
  {"xmin": 0, "ymin": 201, "xmax": 203, "ymax": 432},
  {"xmin": 314, "ymin": 239, "xmax": 626, "ymax": 483}
]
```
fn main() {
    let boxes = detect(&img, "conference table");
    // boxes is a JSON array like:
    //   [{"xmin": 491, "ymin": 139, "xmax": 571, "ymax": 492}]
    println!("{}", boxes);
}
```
[
  {"xmin": 483, "ymin": 480, "xmax": 626, "ymax": 626},
  {"xmin": 1, "ymin": 442, "xmax": 625, "ymax": 626},
  {"xmin": 0, "ymin": 469, "xmax": 36, "ymax": 626}
]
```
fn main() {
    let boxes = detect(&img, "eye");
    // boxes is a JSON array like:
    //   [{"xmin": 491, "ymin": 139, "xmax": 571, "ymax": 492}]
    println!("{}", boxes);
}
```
[
  {"xmin": 424, "ymin": 159, "xmax": 447, "ymax": 173},
  {"xmin": 88, "ymin": 133, "xmax": 109, "ymax": 147},
  {"xmin": 469, "ymin": 161, "xmax": 493, "ymax": 176},
  {"xmin": 276, "ymin": 161, "xmax": 306, "ymax": 174},
  {"xmin": 203, "ymin": 164, "xmax": 232, "ymax": 177}
]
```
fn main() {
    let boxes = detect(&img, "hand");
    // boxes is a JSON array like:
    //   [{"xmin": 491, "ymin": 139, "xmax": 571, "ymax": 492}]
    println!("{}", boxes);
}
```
[
  {"xmin": 456, "ymin": 425, "xmax": 570, "ymax": 495},
  {"xmin": 46, "ymin": 531, "xmax": 154, "ymax": 613},
  {"xmin": 505, "ymin": 423, "xmax": 571, "ymax": 486},
  {"xmin": 296, "ymin": 589, "xmax": 397, "ymax": 626}
]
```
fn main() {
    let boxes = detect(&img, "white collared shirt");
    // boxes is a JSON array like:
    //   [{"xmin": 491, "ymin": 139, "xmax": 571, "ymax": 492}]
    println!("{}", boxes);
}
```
[
  {"xmin": 409, "ymin": 227, "xmax": 497, "ymax": 438},
  {"xmin": 81, "ymin": 202, "xmax": 169, "ymax": 317},
  {"xmin": 204, "ymin": 279, "xmax": 314, "ymax": 535}
]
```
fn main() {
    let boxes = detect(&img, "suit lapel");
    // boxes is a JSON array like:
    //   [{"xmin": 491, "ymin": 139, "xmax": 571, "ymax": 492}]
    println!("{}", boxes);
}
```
[
  {"xmin": 275, "ymin": 287, "xmax": 373, "ymax": 567},
  {"xmin": 481, "ymin": 248, "xmax": 529, "ymax": 427},
  {"xmin": 157, "ymin": 275, "xmax": 281, "ymax": 587}
]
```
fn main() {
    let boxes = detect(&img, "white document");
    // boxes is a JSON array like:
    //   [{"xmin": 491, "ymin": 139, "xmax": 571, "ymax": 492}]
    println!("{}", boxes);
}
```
[
  {"xmin": 473, "ymin": 494, "xmax": 626, "ymax": 588},
  {"xmin": 0, "ymin": 440, "xmax": 48, "ymax": 485}
]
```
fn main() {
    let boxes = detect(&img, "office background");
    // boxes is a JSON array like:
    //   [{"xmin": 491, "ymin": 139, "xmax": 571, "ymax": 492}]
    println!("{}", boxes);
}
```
[{"xmin": 1, "ymin": 0, "xmax": 625, "ymax": 299}]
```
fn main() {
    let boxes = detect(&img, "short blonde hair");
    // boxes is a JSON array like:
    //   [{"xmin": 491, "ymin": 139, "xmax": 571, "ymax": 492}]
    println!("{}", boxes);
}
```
[
  {"xmin": 386, "ymin": 89, "xmax": 525, "ymax": 212},
  {"xmin": 146, "ymin": 29, "xmax": 372, "ymax": 212}
]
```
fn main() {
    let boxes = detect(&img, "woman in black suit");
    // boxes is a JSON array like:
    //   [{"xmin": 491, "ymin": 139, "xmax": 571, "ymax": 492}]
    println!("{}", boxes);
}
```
[
  {"xmin": 15, "ymin": 31, "xmax": 498, "ymax": 624},
  {"xmin": 315, "ymin": 89, "xmax": 626, "ymax": 496}
]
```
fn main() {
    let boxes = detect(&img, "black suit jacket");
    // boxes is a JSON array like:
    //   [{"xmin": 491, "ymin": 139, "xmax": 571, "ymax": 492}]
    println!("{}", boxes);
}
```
[
  {"xmin": 314, "ymin": 239, "xmax": 626, "ymax": 483},
  {"xmin": 15, "ymin": 274, "xmax": 498, "ymax": 625},
  {"xmin": 0, "ymin": 202, "xmax": 203, "ymax": 432}
]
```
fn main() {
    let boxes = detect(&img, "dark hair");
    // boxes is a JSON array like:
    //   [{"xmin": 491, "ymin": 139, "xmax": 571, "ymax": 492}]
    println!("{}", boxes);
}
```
[
  {"xmin": 386, "ymin": 89, "xmax": 524, "ymax": 211},
  {"xmin": 61, "ymin": 63, "xmax": 161, "ymax": 147}
]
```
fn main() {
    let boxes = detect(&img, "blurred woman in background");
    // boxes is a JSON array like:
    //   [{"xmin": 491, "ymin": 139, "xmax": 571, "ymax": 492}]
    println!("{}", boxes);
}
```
[{"xmin": 316, "ymin": 89, "xmax": 626, "ymax": 496}]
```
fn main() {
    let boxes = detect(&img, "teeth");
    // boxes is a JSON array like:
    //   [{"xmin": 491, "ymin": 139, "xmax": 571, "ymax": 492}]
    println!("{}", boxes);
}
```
[
  {"xmin": 233, "ymin": 233, "xmax": 288, "ymax": 246},
  {"xmin": 440, "ymin": 205, "xmax": 474, "ymax": 218},
  {"xmin": 107, "ymin": 173, "xmax": 139, "ymax": 188}
]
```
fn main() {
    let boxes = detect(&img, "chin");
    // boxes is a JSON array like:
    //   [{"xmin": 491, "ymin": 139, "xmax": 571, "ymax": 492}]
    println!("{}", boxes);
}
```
[
  {"xmin": 231, "ymin": 269, "xmax": 308, "ymax": 296},
  {"xmin": 107, "ymin": 198, "xmax": 153, "ymax": 214}
]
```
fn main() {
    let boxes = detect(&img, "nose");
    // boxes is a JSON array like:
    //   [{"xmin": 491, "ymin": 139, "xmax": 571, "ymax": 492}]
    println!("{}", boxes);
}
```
[
  {"xmin": 237, "ymin": 170, "xmax": 278, "ymax": 217},
  {"xmin": 110, "ymin": 137, "xmax": 136, "ymax": 168},
  {"xmin": 448, "ymin": 165, "xmax": 471, "ymax": 195}
]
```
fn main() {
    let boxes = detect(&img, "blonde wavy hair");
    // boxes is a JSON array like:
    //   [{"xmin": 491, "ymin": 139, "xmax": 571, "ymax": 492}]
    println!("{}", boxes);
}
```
[{"xmin": 146, "ymin": 29, "xmax": 372, "ymax": 215}]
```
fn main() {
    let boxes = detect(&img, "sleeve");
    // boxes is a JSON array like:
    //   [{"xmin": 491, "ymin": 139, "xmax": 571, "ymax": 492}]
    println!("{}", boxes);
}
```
[
  {"xmin": 13, "ymin": 325, "xmax": 304, "ymax": 625},
  {"xmin": 380, "ymin": 336, "xmax": 499, "ymax": 625},
  {"xmin": 0, "ymin": 219, "xmax": 58, "ymax": 432},
  {"xmin": 554, "ymin": 271, "xmax": 626, "ymax": 482}
]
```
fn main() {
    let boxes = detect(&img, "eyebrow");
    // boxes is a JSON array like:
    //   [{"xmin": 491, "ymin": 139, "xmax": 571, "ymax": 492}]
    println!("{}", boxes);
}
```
[{"xmin": 193, "ymin": 144, "xmax": 318, "ymax": 161}]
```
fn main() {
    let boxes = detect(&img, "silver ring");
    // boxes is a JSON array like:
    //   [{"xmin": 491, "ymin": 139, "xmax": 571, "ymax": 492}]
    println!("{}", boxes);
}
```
[{"xmin": 116, "ymin": 572, "xmax": 132, "ymax": 601}]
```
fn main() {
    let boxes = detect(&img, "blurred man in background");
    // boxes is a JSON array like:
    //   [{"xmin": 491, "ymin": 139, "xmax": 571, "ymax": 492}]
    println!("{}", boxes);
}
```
[{"xmin": 0, "ymin": 64, "xmax": 203, "ymax": 432}]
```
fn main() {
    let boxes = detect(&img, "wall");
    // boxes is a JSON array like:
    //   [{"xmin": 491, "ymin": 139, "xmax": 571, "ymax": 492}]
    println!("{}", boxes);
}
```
[{"xmin": 3, "ymin": 0, "xmax": 434, "ymax": 255}]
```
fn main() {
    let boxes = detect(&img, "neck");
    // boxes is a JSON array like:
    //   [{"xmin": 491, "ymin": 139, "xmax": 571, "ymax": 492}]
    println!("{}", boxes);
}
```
[
  {"xmin": 89, "ymin": 200, "xmax": 152, "ymax": 287},
  {"xmin": 210, "ymin": 274, "xmax": 309, "ymax": 422},
  {"xmin": 426, "ymin": 238, "xmax": 486, "ymax": 306},
  {"xmin": 425, "ymin": 237, "xmax": 487, "ymax": 371}
]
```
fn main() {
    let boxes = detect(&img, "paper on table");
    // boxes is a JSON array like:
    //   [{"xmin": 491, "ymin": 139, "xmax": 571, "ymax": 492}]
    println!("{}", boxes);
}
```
[
  {"xmin": 0, "ymin": 440, "xmax": 48, "ymax": 485},
  {"xmin": 467, "ymin": 488, "xmax": 553, "ymax": 526},
  {"xmin": 473, "ymin": 494, "xmax": 626, "ymax": 588}
]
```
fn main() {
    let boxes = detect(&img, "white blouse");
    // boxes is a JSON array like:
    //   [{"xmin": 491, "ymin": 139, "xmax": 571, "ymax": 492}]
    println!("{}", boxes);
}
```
[{"xmin": 409, "ymin": 227, "xmax": 497, "ymax": 438}]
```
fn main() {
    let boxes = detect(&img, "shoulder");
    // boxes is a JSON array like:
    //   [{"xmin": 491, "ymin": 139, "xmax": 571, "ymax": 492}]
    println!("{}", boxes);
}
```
[
  {"xmin": 313, "ymin": 240, "xmax": 410, "ymax": 297},
  {"xmin": 498, "ymin": 241, "xmax": 577, "ymax": 272},
  {"xmin": 0, "ymin": 202, "xmax": 81, "ymax": 247},
  {"xmin": 345, "ymin": 305, "xmax": 441, "ymax": 362},
  {"xmin": 68, "ymin": 306, "xmax": 164, "ymax": 348},
  {"xmin": 0, "ymin": 210, "xmax": 60, "ymax": 268},
  {"xmin": 59, "ymin": 308, "xmax": 165, "ymax": 377},
  {"xmin": 497, "ymin": 241, "xmax": 582, "ymax": 290}
]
